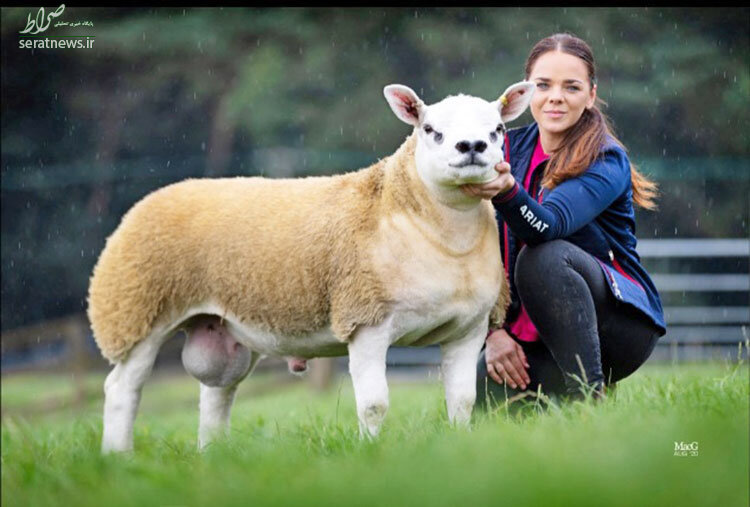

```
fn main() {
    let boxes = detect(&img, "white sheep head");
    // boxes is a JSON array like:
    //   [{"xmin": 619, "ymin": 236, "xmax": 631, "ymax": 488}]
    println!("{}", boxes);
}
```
[{"xmin": 384, "ymin": 82, "xmax": 535, "ymax": 205}]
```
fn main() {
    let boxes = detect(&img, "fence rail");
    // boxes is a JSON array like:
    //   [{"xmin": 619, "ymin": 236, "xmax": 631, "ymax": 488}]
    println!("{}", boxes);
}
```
[
  {"xmin": 1, "ymin": 239, "xmax": 748, "ymax": 375},
  {"xmin": 641, "ymin": 238, "xmax": 748, "ymax": 362},
  {"xmin": 637, "ymin": 238, "xmax": 748, "ymax": 257}
]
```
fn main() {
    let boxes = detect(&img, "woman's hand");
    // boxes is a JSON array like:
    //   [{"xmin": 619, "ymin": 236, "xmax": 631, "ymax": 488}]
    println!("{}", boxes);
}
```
[
  {"xmin": 485, "ymin": 328, "xmax": 530, "ymax": 390},
  {"xmin": 460, "ymin": 161, "xmax": 515, "ymax": 199}
]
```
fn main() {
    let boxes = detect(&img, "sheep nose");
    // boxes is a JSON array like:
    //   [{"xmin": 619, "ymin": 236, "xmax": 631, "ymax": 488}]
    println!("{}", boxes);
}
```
[{"xmin": 455, "ymin": 140, "xmax": 487, "ymax": 154}]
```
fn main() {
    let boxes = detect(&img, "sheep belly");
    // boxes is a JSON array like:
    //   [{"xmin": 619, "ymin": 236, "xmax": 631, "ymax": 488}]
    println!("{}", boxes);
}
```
[
  {"xmin": 223, "ymin": 316, "xmax": 348, "ymax": 358},
  {"xmin": 169, "ymin": 301, "xmax": 348, "ymax": 358}
]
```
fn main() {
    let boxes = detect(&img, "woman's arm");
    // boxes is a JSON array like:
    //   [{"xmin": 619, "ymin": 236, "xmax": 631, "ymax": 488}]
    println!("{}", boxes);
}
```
[{"xmin": 491, "ymin": 148, "xmax": 631, "ymax": 246}]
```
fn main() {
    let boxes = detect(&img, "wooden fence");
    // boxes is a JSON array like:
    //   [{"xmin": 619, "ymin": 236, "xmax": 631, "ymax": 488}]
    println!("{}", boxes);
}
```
[
  {"xmin": 1, "ymin": 239, "xmax": 747, "ymax": 386},
  {"xmin": 639, "ymin": 238, "xmax": 748, "ymax": 361}
]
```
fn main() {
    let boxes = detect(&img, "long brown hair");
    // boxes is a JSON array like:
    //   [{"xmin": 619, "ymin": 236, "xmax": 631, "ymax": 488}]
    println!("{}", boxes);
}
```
[{"xmin": 525, "ymin": 33, "xmax": 658, "ymax": 209}]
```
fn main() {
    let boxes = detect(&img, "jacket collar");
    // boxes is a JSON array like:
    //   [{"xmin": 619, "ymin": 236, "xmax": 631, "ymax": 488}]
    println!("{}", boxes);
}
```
[
  {"xmin": 506, "ymin": 122, "xmax": 539, "ymax": 182},
  {"xmin": 505, "ymin": 122, "xmax": 624, "ymax": 181}
]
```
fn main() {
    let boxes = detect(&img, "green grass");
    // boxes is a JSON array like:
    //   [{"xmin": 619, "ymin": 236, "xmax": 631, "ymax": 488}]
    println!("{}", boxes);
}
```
[{"xmin": 2, "ymin": 360, "xmax": 748, "ymax": 507}]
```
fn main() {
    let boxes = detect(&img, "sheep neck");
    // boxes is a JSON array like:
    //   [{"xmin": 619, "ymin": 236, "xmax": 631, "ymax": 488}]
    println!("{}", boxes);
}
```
[{"xmin": 382, "ymin": 134, "xmax": 491, "ymax": 257}]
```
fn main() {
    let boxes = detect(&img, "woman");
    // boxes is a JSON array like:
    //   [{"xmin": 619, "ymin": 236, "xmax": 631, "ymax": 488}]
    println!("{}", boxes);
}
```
[{"xmin": 462, "ymin": 33, "xmax": 666, "ymax": 406}]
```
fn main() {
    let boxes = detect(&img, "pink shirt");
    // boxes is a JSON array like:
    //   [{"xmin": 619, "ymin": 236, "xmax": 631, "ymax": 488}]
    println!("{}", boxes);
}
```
[{"xmin": 508, "ymin": 136, "xmax": 549, "ymax": 342}]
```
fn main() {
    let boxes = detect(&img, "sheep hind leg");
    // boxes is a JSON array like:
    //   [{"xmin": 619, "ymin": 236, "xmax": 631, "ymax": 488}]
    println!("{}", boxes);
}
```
[
  {"xmin": 101, "ymin": 330, "xmax": 169, "ymax": 453},
  {"xmin": 181, "ymin": 315, "xmax": 261, "ymax": 449},
  {"xmin": 197, "ymin": 349, "xmax": 261, "ymax": 450},
  {"xmin": 197, "ymin": 359, "xmax": 258, "ymax": 450}
]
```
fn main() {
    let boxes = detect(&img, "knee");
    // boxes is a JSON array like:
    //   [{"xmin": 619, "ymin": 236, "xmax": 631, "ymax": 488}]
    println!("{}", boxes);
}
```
[
  {"xmin": 515, "ymin": 240, "xmax": 571, "ymax": 296},
  {"xmin": 603, "ymin": 330, "xmax": 660, "ymax": 383},
  {"xmin": 516, "ymin": 240, "xmax": 571, "ymax": 276},
  {"xmin": 103, "ymin": 363, "xmax": 140, "ymax": 399}
]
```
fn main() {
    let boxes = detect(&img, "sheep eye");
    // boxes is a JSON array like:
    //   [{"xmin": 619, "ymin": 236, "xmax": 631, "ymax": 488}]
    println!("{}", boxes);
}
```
[
  {"xmin": 496, "ymin": 124, "xmax": 506, "ymax": 135},
  {"xmin": 489, "ymin": 132, "xmax": 498, "ymax": 142},
  {"xmin": 424, "ymin": 124, "xmax": 443, "ymax": 144}
]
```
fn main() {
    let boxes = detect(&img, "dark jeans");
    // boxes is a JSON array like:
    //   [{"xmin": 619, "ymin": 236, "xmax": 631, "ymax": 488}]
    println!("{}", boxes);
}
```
[{"xmin": 476, "ymin": 240, "xmax": 661, "ymax": 408}]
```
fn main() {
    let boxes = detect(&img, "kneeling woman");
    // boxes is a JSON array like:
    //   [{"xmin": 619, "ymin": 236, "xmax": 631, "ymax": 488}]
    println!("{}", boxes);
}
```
[{"xmin": 462, "ymin": 33, "xmax": 666, "ymax": 404}]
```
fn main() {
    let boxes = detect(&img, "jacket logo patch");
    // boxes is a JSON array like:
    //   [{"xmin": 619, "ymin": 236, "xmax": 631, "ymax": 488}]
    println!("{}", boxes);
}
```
[{"xmin": 519, "ymin": 204, "xmax": 549, "ymax": 233}]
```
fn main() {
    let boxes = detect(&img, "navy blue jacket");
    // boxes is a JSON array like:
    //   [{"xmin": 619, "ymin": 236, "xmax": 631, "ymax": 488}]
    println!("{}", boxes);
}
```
[{"xmin": 492, "ymin": 123, "xmax": 666, "ymax": 334}]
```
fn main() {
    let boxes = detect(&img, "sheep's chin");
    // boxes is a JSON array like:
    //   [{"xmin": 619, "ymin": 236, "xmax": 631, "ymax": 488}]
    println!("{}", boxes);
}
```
[{"xmin": 449, "ymin": 166, "xmax": 496, "ymax": 185}]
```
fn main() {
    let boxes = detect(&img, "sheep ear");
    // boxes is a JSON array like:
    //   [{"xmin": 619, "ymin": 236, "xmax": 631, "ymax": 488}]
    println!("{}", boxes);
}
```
[
  {"xmin": 495, "ymin": 81, "xmax": 536, "ymax": 123},
  {"xmin": 384, "ymin": 85, "xmax": 425, "ymax": 127}
]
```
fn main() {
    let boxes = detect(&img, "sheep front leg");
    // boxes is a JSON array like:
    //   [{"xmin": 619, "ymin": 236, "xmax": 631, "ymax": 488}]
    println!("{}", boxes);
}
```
[
  {"xmin": 102, "ymin": 332, "xmax": 166, "ymax": 453},
  {"xmin": 348, "ymin": 327, "xmax": 391, "ymax": 439},
  {"xmin": 440, "ymin": 319, "xmax": 488, "ymax": 426}
]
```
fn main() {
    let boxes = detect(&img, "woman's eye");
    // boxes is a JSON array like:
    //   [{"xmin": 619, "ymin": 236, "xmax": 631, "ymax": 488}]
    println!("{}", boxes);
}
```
[
  {"xmin": 567, "ymin": 86, "xmax": 580, "ymax": 92},
  {"xmin": 536, "ymin": 83, "xmax": 549, "ymax": 90}
]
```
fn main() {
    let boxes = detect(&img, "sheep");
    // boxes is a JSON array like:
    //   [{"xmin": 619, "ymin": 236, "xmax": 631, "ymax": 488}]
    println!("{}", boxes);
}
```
[{"xmin": 88, "ymin": 81, "xmax": 536, "ymax": 453}]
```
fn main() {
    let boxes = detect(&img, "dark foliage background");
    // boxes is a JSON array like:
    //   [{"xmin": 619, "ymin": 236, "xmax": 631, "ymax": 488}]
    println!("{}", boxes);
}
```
[{"xmin": 1, "ymin": 7, "xmax": 748, "ymax": 331}]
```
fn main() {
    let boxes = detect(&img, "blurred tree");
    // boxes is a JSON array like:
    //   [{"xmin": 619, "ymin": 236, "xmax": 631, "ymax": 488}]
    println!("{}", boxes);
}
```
[{"xmin": 1, "ymin": 7, "xmax": 747, "ymax": 331}]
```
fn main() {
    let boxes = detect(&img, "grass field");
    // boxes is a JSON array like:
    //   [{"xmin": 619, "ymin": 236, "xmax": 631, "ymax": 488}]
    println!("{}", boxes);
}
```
[{"xmin": 2, "ymin": 359, "xmax": 748, "ymax": 507}]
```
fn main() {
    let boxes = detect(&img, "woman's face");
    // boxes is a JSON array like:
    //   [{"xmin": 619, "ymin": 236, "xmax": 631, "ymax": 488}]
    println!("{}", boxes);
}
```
[{"xmin": 527, "ymin": 50, "xmax": 597, "ymax": 145}]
